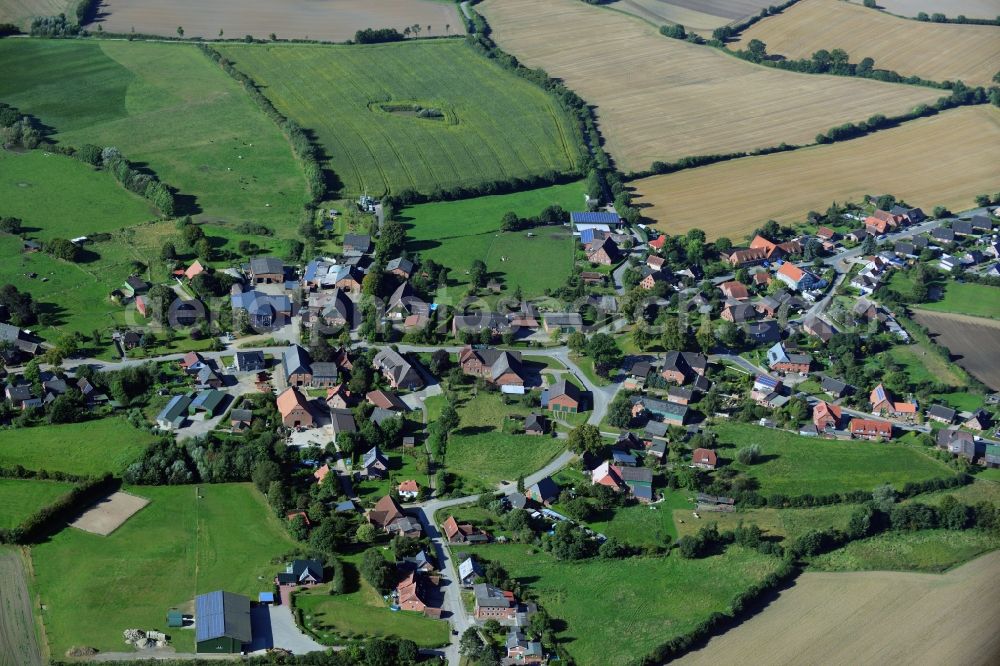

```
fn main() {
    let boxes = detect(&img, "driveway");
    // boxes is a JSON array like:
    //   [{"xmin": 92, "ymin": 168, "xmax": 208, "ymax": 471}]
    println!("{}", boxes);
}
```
[{"xmin": 268, "ymin": 605, "xmax": 327, "ymax": 654}]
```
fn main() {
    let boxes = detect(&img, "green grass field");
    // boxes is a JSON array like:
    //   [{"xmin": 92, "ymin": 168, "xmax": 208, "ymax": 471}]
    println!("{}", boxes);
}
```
[
  {"xmin": 471, "ymin": 543, "xmax": 784, "ymax": 666},
  {"xmin": 402, "ymin": 180, "xmax": 583, "ymax": 298},
  {"xmin": 295, "ymin": 551, "xmax": 449, "ymax": 648},
  {"xmin": 0, "ymin": 419, "xmax": 159, "ymax": 476},
  {"xmin": 885, "ymin": 344, "xmax": 965, "ymax": 387},
  {"xmin": 30, "ymin": 483, "xmax": 297, "ymax": 655},
  {"xmin": 673, "ymin": 504, "xmax": 857, "ymax": 542},
  {"xmin": 215, "ymin": 40, "xmax": 581, "ymax": 198},
  {"xmin": 715, "ymin": 423, "xmax": 952, "ymax": 497},
  {"xmin": 809, "ymin": 529, "xmax": 1000, "ymax": 573},
  {"xmin": 586, "ymin": 490, "xmax": 692, "ymax": 546},
  {"xmin": 1, "ymin": 150, "xmax": 156, "ymax": 240},
  {"xmin": 0, "ymin": 39, "xmax": 308, "ymax": 230},
  {"xmin": 891, "ymin": 271, "xmax": 1000, "ymax": 319},
  {"xmin": 0, "ymin": 478, "xmax": 76, "ymax": 530}
]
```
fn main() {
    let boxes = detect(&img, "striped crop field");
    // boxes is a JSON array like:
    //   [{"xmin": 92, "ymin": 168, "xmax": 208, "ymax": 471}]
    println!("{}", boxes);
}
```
[
  {"xmin": 847, "ymin": 0, "xmax": 1000, "ymax": 20},
  {"xmin": 735, "ymin": 0, "xmax": 1000, "ymax": 87},
  {"xmin": 216, "ymin": 40, "xmax": 583, "ymax": 198},
  {"xmin": 479, "ymin": 0, "xmax": 942, "ymax": 173},
  {"xmin": 631, "ymin": 106, "xmax": 1000, "ymax": 239}
]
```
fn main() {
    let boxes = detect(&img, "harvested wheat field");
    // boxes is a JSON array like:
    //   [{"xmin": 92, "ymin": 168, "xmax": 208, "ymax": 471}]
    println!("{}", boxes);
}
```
[
  {"xmin": 913, "ymin": 311, "xmax": 1000, "ymax": 390},
  {"xmin": 631, "ymin": 105, "xmax": 1000, "ymax": 239},
  {"xmin": 677, "ymin": 549, "xmax": 1000, "ymax": 666},
  {"xmin": 735, "ymin": 0, "xmax": 1000, "ymax": 87},
  {"xmin": 479, "ymin": 0, "xmax": 941, "ymax": 173},
  {"xmin": 848, "ymin": 0, "xmax": 1000, "ymax": 20},
  {"xmin": 89, "ymin": 0, "xmax": 460, "ymax": 41},
  {"xmin": 609, "ymin": 0, "xmax": 776, "ymax": 33},
  {"xmin": 0, "ymin": 549, "xmax": 43, "ymax": 666}
]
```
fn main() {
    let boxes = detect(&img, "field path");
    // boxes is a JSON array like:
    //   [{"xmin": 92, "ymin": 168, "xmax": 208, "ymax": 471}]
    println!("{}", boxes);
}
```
[
  {"xmin": 0, "ymin": 548, "xmax": 44, "ymax": 666},
  {"xmin": 677, "ymin": 549, "xmax": 1000, "ymax": 665}
]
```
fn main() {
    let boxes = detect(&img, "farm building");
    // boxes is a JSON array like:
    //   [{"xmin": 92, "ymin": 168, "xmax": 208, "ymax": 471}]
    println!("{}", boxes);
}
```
[
  {"xmin": 195, "ymin": 591, "xmax": 252, "ymax": 653},
  {"xmin": 156, "ymin": 393, "xmax": 192, "ymax": 430}
]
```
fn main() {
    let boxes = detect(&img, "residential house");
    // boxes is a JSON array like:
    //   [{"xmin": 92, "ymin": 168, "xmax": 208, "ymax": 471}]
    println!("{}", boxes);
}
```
[
  {"xmin": 473, "ymin": 584, "xmax": 517, "ymax": 622},
  {"xmin": 156, "ymin": 393, "xmax": 192, "ymax": 430},
  {"xmin": 526, "ymin": 477, "xmax": 559, "ymax": 506},
  {"xmin": 889, "ymin": 205, "xmax": 925, "ymax": 224},
  {"xmin": 647, "ymin": 255, "xmax": 666, "ymax": 272},
  {"xmin": 543, "ymin": 379, "xmax": 583, "ymax": 414},
  {"xmin": 325, "ymin": 384, "xmax": 353, "ymax": 409},
  {"xmin": 395, "ymin": 570, "xmax": 438, "ymax": 616},
  {"xmin": 230, "ymin": 408, "xmax": 253, "ymax": 432},
  {"xmin": 775, "ymin": 262, "xmax": 818, "ymax": 292},
  {"xmin": 591, "ymin": 461, "xmax": 624, "ymax": 491},
  {"xmin": 821, "ymin": 376, "xmax": 850, "ymax": 398},
  {"xmin": 542, "ymin": 313, "xmax": 583, "ymax": 334},
  {"xmin": 386, "ymin": 257, "xmax": 415, "ymax": 279},
  {"xmin": 234, "ymin": 351, "xmax": 266, "ymax": 373},
  {"xmin": 618, "ymin": 466, "xmax": 654, "ymax": 502},
  {"xmin": 667, "ymin": 386, "xmax": 694, "ymax": 405},
  {"xmin": 721, "ymin": 302, "xmax": 757, "ymax": 324},
  {"xmin": 248, "ymin": 256, "xmax": 285, "ymax": 284},
  {"xmin": 869, "ymin": 383, "xmax": 917, "ymax": 419},
  {"xmin": 932, "ymin": 227, "xmax": 955, "ymax": 244},
  {"xmin": 184, "ymin": 260, "xmax": 206, "ymax": 281},
  {"xmin": 802, "ymin": 316, "xmax": 837, "ymax": 343},
  {"xmin": 276, "ymin": 559, "xmax": 324, "ymax": 587},
  {"xmin": 329, "ymin": 408, "xmax": 356, "ymax": 443},
  {"xmin": 630, "ymin": 395, "xmax": 687, "ymax": 426},
  {"xmin": 386, "ymin": 282, "xmax": 428, "ymax": 323},
  {"xmin": 756, "ymin": 296, "xmax": 781, "ymax": 318},
  {"xmin": 864, "ymin": 216, "xmax": 892, "ymax": 235},
  {"xmin": 313, "ymin": 289, "xmax": 354, "ymax": 330},
  {"xmin": 368, "ymin": 495, "xmax": 422, "ymax": 538},
  {"xmin": 766, "ymin": 343, "xmax": 811, "ymax": 374},
  {"xmin": 276, "ymin": 387, "xmax": 313, "ymax": 428},
  {"xmin": 660, "ymin": 351, "xmax": 708, "ymax": 385},
  {"xmin": 452, "ymin": 312, "xmax": 510, "ymax": 338},
  {"xmin": 524, "ymin": 413, "xmax": 547, "ymax": 435},
  {"xmin": 813, "ymin": 401, "xmax": 842, "ymax": 432},
  {"xmin": 639, "ymin": 268, "xmax": 669, "ymax": 290},
  {"xmin": 936, "ymin": 428, "xmax": 979, "ymax": 461},
  {"xmin": 849, "ymin": 418, "xmax": 892, "ymax": 440},
  {"xmin": 442, "ymin": 515, "xmax": 489, "ymax": 544},
  {"xmin": 230, "ymin": 289, "xmax": 292, "ymax": 328},
  {"xmin": 719, "ymin": 280, "xmax": 750, "ymax": 301},
  {"xmin": 398, "ymin": 480, "xmax": 420, "ymax": 500},
  {"xmin": 401, "ymin": 550, "xmax": 434, "ymax": 574},
  {"xmin": 745, "ymin": 320, "xmax": 782, "ymax": 345},
  {"xmin": 970, "ymin": 215, "xmax": 995, "ymax": 232},
  {"xmin": 458, "ymin": 346, "xmax": 525, "ymax": 387},
  {"xmin": 458, "ymin": 557, "xmax": 484, "ymax": 587},
  {"xmin": 195, "ymin": 365, "xmax": 223, "ymax": 389},
  {"xmin": 952, "ymin": 219, "xmax": 975, "ymax": 236},
  {"xmin": 580, "ymin": 271, "xmax": 605, "ymax": 286},
  {"xmin": 373, "ymin": 348, "xmax": 423, "ymax": 389},
  {"xmin": 965, "ymin": 409, "xmax": 991, "ymax": 431},
  {"xmin": 180, "ymin": 351, "xmax": 206, "ymax": 371},
  {"xmin": 691, "ymin": 448, "xmax": 718, "ymax": 470},
  {"xmin": 366, "ymin": 389, "xmax": 408, "ymax": 412},
  {"xmin": 6, "ymin": 384, "xmax": 40, "ymax": 410},
  {"xmin": 753, "ymin": 270, "xmax": 772, "ymax": 288},
  {"xmin": 313, "ymin": 464, "xmax": 331, "ymax": 484},
  {"xmin": 342, "ymin": 233, "xmax": 372, "ymax": 255},
  {"xmin": 362, "ymin": 446, "xmax": 389, "ymax": 479},
  {"xmin": 816, "ymin": 226, "xmax": 837, "ymax": 241},
  {"xmin": 926, "ymin": 404, "xmax": 956, "ymax": 424}
]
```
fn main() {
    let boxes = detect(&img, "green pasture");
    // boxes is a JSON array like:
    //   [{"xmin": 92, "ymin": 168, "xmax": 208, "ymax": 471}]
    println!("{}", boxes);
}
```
[
  {"xmin": 0, "ymin": 418, "xmax": 159, "ymax": 477},
  {"xmin": 0, "ymin": 478, "xmax": 76, "ymax": 530},
  {"xmin": 30, "ymin": 483, "xmax": 297, "ymax": 655},
  {"xmin": 402, "ymin": 180, "xmax": 584, "ymax": 297},
  {"xmin": 809, "ymin": 529, "xmax": 1000, "ymax": 573},
  {"xmin": 470, "ymin": 543, "xmax": 783, "ymax": 666},
  {"xmin": 715, "ymin": 423, "xmax": 952, "ymax": 497},
  {"xmin": 890, "ymin": 271, "xmax": 1000, "ymax": 319},
  {"xmin": 0, "ymin": 39, "xmax": 308, "ymax": 230},
  {"xmin": 216, "ymin": 40, "xmax": 581, "ymax": 198}
]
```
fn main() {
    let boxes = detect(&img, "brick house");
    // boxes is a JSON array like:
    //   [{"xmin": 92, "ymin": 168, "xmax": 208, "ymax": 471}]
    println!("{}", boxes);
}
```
[
  {"xmin": 849, "ymin": 418, "xmax": 892, "ymax": 440},
  {"xmin": 719, "ymin": 280, "xmax": 750, "ymax": 300},
  {"xmin": 691, "ymin": 448, "xmax": 718, "ymax": 470},
  {"xmin": 812, "ymin": 401, "xmax": 842, "ymax": 432},
  {"xmin": 276, "ymin": 387, "xmax": 313, "ymax": 428},
  {"xmin": 545, "ymin": 379, "xmax": 583, "ymax": 414},
  {"xmin": 660, "ymin": 351, "xmax": 708, "ymax": 385},
  {"xmin": 458, "ymin": 346, "xmax": 525, "ymax": 386}
]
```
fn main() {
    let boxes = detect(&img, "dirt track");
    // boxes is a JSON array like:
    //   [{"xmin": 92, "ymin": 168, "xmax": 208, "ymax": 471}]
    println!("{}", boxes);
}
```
[
  {"xmin": 0, "ymin": 549, "xmax": 43, "ymax": 666},
  {"xmin": 913, "ymin": 311, "xmax": 1000, "ymax": 390},
  {"xmin": 676, "ymin": 549, "xmax": 1000, "ymax": 666}
]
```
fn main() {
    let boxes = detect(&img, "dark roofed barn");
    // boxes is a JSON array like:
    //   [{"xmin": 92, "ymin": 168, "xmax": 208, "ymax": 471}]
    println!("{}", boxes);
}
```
[{"xmin": 195, "ymin": 591, "xmax": 251, "ymax": 653}]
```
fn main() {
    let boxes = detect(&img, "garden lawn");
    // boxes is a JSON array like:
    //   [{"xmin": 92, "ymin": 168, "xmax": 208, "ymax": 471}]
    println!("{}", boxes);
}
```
[
  {"xmin": 295, "ymin": 551, "xmax": 449, "ymax": 648},
  {"xmin": 0, "ymin": 419, "xmax": 158, "ymax": 476},
  {"xmin": 930, "ymin": 391, "xmax": 985, "ymax": 412},
  {"xmin": 809, "ymin": 529, "xmax": 1000, "ymax": 573},
  {"xmin": 885, "ymin": 344, "xmax": 965, "ymax": 387},
  {"xmin": 401, "ymin": 180, "xmax": 585, "ymax": 298},
  {"xmin": 446, "ymin": 432, "xmax": 565, "ymax": 490},
  {"xmin": 0, "ymin": 479, "xmax": 76, "ymax": 530},
  {"xmin": 673, "ymin": 504, "xmax": 857, "ymax": 542},
  {"xmin": 586, "ymin": 489, "xmax": 692, "ymax": 547},
  {"xmin": 472, "ymin": 543, "xmax": 784, "ymax": 666},
  {"xmin": 716, "ymin": 423, "xmax": 952, "ymax": 497},
  {"xmin": 0, "ymin": 39, "xmax": 308, "ymax": 231},
  {"xmin": 30, "ymin": 483, "xmax": 296, "ymax": 655},
  {"xmin": 216, "ymin": 41, "xmax": 581, "ymax": 198},
  {"xmin": 353, "ymin": 448, "xmax": 429, "ymax": 503}
]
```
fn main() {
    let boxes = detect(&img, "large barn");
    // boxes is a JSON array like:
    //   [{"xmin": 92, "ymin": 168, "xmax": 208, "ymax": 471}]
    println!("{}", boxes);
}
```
[{"xmin": 195, "ymin": 590, "xmax": 252, "ymax": 654}]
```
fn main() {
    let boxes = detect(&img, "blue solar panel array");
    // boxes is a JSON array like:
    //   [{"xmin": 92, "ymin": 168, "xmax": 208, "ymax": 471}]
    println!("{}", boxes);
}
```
[
  {"xmin": 571, "ymin": 211, "xmax": 621, "ymax": 225},
  {"xmin": 195, "ymin": 591, "xmax": 225, "ymax": 642}
]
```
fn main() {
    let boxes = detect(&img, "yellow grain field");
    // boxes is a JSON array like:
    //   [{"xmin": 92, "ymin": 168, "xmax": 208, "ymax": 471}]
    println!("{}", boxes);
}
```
[
  {"xmin": 676, "ymin": 549, "xmax": 1000, "ymax": 666},
  {"xmin": 735, "ymin": 0, "xmax": 1000, "ymax": 87},
  {"xmin": 479, "ymin": 0, "xmax": 942, "ymax": 173},
  {"xmin": 631, "ymin": 105, "xmax": 1000, "ymax": 239}
]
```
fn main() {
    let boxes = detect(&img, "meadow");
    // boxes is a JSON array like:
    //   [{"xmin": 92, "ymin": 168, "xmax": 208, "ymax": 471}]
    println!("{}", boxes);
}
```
[
  {"xmin": 0, "ymin": 39, "xmax": 308, "ymax": 231},
  {"xmin": 715, "ymin": 422, "xmax": 952, "ymax": 496},
  {"xmin": 0, "ymin": 0, "xmax": 72, "ymax": 28},
  {"xmin": 676, "ymin": 551, "xmax": 1000, "ymax": 665},
  {"xmin": 809, "ymin": 529, "xmax": 1000, "ymax": 573},
  {"xmin": 885, "ymin": 342, "xmax": 966, "ymax": 387},
  {"xmin": 0, "ymin": 419, "xmax": 160, "ymax": 477},
  {"xmin": 0, "ymin": 479, "xmax": 76, "ymax": 530},
  {"xmin": 735, "ymin": 0, "xmax": 1000, "ymax": 87},
  {"xmin": 216, "ymin": 40, "xmax": 582, "ymax": 198},
  {"xmin": 479, "ymin": 0, "xmax": 940, "ymax": 173},
  {"xmin": 472, "ymin": 542, "xmax": 785, "ymax": 666},
  {"xmin": 91, "ymin": 0, "xmax": 460, "ymax": 42},
  {"xmin": 295, "ymin": 551, "xmax": 449, "ymax": 648},
  {"xmin": 673, "ymin": 503, "xmax": 856, "ymax": 542},
  {"xmin": 402, "ymin": 181, "xmax": 585, "ymax": 298},
  {"xmin": 913, "ymin": 311, "xmax": 1000, "ymax": 390},
  {"xmin": 30, "ymin": 483, "xmax": 297, "ymax": 655},
  {"xmin": 916, "ymin": 282, "xmax": 1000, "ymax": 319},
  {"xmin": 631, "ymin": 106, "xmax": 1000, "ymax": 238}
]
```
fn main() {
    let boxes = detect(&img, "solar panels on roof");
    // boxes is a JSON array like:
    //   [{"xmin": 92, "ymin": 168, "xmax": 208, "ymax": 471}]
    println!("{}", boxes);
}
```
[{"xmin": 571, "ymin": 211, "xmax": 622, "ymax": 225}]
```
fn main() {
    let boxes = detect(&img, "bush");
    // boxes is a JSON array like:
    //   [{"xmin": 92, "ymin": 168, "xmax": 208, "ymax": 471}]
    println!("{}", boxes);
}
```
[
  {"xmin": 355, "ymin": 28, "xmax": 404, "ymax": 44},
  {"xmin": 736, "ymin": 444, "xmax": 761, "ymax": 465}
]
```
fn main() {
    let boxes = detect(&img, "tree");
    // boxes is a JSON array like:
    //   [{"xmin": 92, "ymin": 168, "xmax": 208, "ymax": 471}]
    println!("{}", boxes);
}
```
[
  {"xmin": 736, "ymin": 444, "xmax": 761, "ymax": 464},
  {"xmin": 599, "ymin": 536, "xmax": 630, "ymax": 559},
  {"xmin": 696, "ymin": 317, "xmax": 714, "ymax": 354},
  {"xmin": 252, "ymin": 460, "xmax": 281, "ymax": 493},
  {"xmin": 160, "ymin": 241, "xmax": 177, "ymax": 261},
  {"xmin": 0, "ymin": 216, "xmax": 23, "ymax": 234},
  {"xmin": 587, "ymin": 333, "xmax": 621, "ymax": 376},
  {"xmin": 872, "ymin": 483, "xmax": 897, "ymax": 511},
  {"xmin": 567, "ymin": 331, "xmax": 586, "ymax": 354},
  {"xmin": 500, "ymin": 211, "xmax": 520, "ymax": 232},
  {"xmin": 746, "ymin": 38, "xmax": 767, "ymax": 62},
  {"xmin": 459, "ymin": 627, "xmax": 484, "ymax": 658},
  {"xmin": 360, "ymin": 549, "xmax": 395, "ymax": 594},
  {"xmin": 177, "ymin": 26, "xmax": 184, "ymax": 37},
  {"xmin": 606, "ymin": 392, "xmax": 633, "ymax": 429},
  {"xmin": 567, "ymin": 424, "xmax": 603, "ymax": 455},
  {"xmin": 438, "ymin": 401, "xmax": 460, "ymax": 435},
  {"xmin": 469, "ymin": 260, "xmax": 487, "ymax": 289}
]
